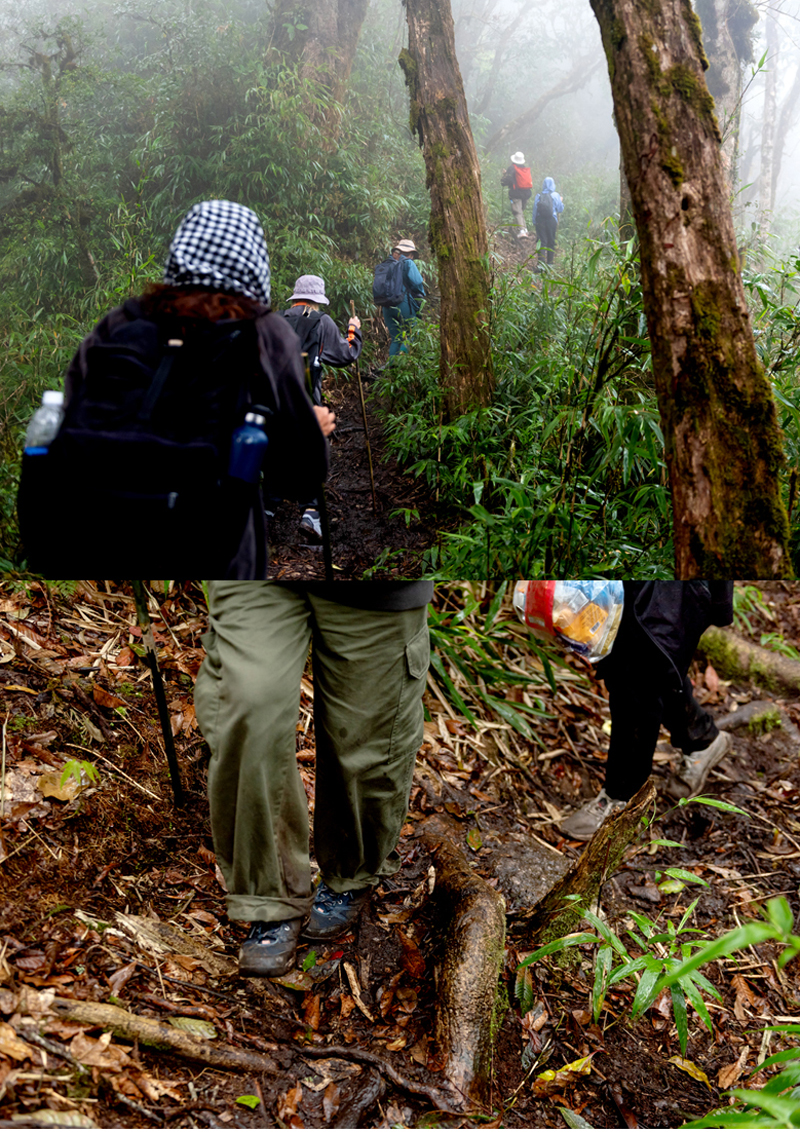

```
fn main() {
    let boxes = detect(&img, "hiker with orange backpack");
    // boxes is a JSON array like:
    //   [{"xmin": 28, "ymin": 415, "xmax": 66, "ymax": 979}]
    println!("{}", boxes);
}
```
[{"xmin": 500, "ymin": 151, "xmax": 533, "ymax": 238}]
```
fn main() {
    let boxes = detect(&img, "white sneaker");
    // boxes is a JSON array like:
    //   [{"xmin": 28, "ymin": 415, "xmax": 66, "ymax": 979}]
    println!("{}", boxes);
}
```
[
  {"xmin": 299, "ymin": 509, "xmax": 323, "ymax": 541},
  {"xmin": 666, "ymin": 731, "xmax": 731, "ymax": 800},
  {"xmin": 559, "ymin": 788, "xmax": 628, "ymax": 841}
]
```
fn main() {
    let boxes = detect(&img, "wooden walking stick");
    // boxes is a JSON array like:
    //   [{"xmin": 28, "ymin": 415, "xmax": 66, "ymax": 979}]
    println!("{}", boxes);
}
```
[
  {"xmin": 350, "ymin": 300, "xmax": 377, "ymax": 513},
  {"xmin": 302, "ymin": 352, "xmax": 334, "ymax": 582},
  {"xmin": 131, "ymin": 580, "xmax": 185, "ymax": 806}
]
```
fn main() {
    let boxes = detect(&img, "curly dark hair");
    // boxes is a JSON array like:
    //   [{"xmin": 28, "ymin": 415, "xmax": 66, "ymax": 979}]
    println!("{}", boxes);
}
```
[{"xmin": 138, "ymin": 283, "xmax": 270, "ymax": 333}]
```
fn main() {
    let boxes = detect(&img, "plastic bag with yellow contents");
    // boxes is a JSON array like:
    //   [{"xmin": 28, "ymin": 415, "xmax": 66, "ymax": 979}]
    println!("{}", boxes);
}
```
[{"xmin": 513, "ymin": 580, "xmax": 624, "ymax": 662}]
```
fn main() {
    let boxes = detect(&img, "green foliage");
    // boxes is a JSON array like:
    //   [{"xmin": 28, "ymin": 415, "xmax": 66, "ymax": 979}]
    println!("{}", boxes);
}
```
[
  {"xmin": 733, "ymin": 583, "xmax": 771, "ymax": 635},
  {"xmin": 427, "ymin": 582, "xmax": 566, "ymax": 742},
  {"xmin": 380, "ymin": 226, "xmax": 672, "ymax": 575},
  {"xmin": 517, "ymin": 900, "xmax": 720, "ymax": 1057},
  {"xmin": 517, "ymin": 895, "xmax": 800, "ymax": 1076}
]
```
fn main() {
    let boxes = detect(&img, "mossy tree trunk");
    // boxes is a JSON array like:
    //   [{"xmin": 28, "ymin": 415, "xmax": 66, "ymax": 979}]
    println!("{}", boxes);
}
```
[
  {"xmin": 400, "ymin": 0, "xmax": 495, "ymax": 420},
  {"xmin": 693, "ymin": 0, "xmax": 756, "ymax": 185},
  {"xmin": 590, "ymin": 0, "xmax": 791, "ymax": 578}
]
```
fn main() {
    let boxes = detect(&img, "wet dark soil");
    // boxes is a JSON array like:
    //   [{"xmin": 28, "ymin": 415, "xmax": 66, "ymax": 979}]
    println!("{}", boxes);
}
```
[
  {"xmin": 268, "ymin": 367, "xmax": 442, "ymax": 580},
  {"xmin": 0, "ymin": 581, "xmax": 799, "ymax": 1128}
]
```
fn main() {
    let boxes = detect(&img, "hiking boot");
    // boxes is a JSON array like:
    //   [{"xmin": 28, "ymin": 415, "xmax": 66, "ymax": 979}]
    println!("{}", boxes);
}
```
[
  {"xmin": 559, "ymin": 788, "xmax": 628, "ymax": 841},
  {"xmin": 299, "ymin": 508, "xmax": 322, "ymax": 541},
  {"xmin": 238, "ymin": 918, "xmax": 302, "ymax": 978},
  {"xmin": 302, "ymin": 881, "xmax": 372, "ymax": 941},
  {"xmin": 665, "ymin": 731, "xmax": 731, "ymax": 800}
]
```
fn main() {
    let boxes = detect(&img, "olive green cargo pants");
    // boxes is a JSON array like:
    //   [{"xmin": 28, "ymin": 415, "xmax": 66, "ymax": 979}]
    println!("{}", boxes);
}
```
[{"xmin": 194, "ymin": 582, "xmax": 429, "ymax": 923}]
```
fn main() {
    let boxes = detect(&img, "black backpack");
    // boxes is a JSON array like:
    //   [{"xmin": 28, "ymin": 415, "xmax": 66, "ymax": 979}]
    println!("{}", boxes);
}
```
[
  {"xmin": 535, "ymin": 191, "xmax": 554, "ymax": 222},
  {"xmin": 372, "ymin": 257, "xmax": 405, "ymax": 306},
  {"xmin": 16, "ymin": 305, "xmax": 270, "ymax": 579},
  {"xmin": 281, "ymin": 307, "xmax": 324, "ymax": 403}
]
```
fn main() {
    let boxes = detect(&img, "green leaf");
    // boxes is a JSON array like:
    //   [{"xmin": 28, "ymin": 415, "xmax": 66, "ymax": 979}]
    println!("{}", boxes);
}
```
[
  {"xmin": 301, "ymin": 950, "xmax": 317, "ymax": 973},
  {"xmin": 592, "ymin": 944, "xmax": 612, "ymax": 1022},
  {"xmin": 662, "ymin": 868, "xmax": 709, "ymax": 887},
  {"xmin": 557, "ymin": 1106, "xmax": 595, "ymax": 1129},
  {"xmin": 515, "ymin": 965, "xmax": 535, "ymax": 1016},
  {"xmin": 671, "ymin": 981, "xmax": 689, "ymax": 1055},
  {"xmin": 517, "ymin": 932, "xmax": 600, "ymax": 968},
  {"xmin": 467, "ymin": 828, "xmax": 483, "ymax": 851},
  {"xmin": 235, "ymin": 1096, "xmax": 260, "ymax": 1110},
  {"xmin": 630, "ymin": 956, "xmax": 663, "ymax": 1018}
]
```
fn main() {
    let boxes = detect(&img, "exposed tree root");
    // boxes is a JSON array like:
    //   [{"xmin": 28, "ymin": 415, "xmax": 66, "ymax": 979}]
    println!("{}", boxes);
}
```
[
  {"xmin": 700, "ymin": 626, "xmax": 800, "ymax": 695},
  {"xmin": 292, "ymin": 1044, "xmax": 463, "ymax": 1114},
  {"xmin": 51, "ymin": 998, "xmax": 279, "ymax": 1074},
  {"xmin": 511, "ymin": 778, "xmax": 657, "ymax": 943},
  {"xmin": 417, "ymin": 813, "xmax": 507, "ymax": 1113}
]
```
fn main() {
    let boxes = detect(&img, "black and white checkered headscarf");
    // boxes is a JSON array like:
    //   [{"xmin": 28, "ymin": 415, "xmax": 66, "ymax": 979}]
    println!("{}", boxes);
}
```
[{"xmin": 163, "ymin": 200, "xmax": 271, "ymax": 305}]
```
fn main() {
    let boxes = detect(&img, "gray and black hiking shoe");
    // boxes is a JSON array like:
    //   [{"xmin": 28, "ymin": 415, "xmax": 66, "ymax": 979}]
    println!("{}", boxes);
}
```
[
  {"xmin": 238, "ymin": 918, "xmax": 302, "ymax": 978},
  {"xmin": 559, "ymin": 788, "xmax": 628, "ymax": 841},
  {"xmin": 665, "ymin": 731, "xmax": 732, "ymax": 800},
  {"xmin": 299, "ymin": 508, "xmax": 322, "ymax": 541},
  {"xmin": 302, "ymin": 882, "xmax": 372, "ymax": 941}
]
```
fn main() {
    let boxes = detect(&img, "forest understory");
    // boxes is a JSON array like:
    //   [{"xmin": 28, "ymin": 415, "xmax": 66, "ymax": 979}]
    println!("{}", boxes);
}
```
[
  {"xmin": 267, "ymin": 365, "xmax": 442, "ymax": 581},
  {"xmin": 1, "ymin": 582, "xmax": 799, "ymax": 1128}
]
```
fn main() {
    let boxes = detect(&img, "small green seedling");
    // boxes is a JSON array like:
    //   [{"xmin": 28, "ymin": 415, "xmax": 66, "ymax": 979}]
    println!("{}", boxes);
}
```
[{"xmin": 59, "ymin": 759, "xmax": 100, "ymax": 790}]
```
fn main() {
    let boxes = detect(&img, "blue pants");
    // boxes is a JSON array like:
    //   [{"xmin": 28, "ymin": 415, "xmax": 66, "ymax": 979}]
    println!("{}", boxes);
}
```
[{"xmin": 384, "ymin": 298, "xmax": 419, "ymax": 357}]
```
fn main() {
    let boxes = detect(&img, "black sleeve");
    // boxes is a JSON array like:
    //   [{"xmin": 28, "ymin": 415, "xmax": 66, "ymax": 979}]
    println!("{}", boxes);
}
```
[
  {"xmin": 318, "ymin": 313, "xmax": 362, "ymax": 367},
  {"xmin": 254, "ymin": 312, "xmax": 330, "ymax": 502}
]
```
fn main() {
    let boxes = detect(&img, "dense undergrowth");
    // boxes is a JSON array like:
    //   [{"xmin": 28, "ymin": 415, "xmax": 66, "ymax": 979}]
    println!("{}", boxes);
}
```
[{"xmin": 1, "ymin": 1, "xmax": 799, "ymax": 576}]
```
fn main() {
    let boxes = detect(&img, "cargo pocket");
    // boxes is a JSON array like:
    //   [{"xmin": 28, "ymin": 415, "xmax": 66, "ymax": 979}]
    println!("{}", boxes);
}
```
[{"xmin": 388, "ymin": 620, "xmax": 430, "ymax": 761}]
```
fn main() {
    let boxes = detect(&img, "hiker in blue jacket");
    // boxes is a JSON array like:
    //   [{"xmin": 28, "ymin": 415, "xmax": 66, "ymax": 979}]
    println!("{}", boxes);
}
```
[
  {"xmin": 533, "ymin": 177, "xmax": 564, "ymax": 267},
  {"xmin": 383, "ymin": 239, "xmax": 426, "ymax": 359}
]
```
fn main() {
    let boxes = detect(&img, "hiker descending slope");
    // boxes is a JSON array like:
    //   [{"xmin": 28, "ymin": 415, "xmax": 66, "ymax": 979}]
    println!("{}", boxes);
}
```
[
  {"xmin": 533, "ymin": 176, "xmax": 564, "ymax": 267},
  {"xmin": 280, "ymin": 274, "xmax": 362, "ymax": 541},
  {"xmin": 17, "ymin": 200, "xmax": 333, "ymax": 579},
  {"xmin": 373, "ymin": 239, "xmax": 425, "ymax": 360},
  {"xmin": 500, "ymin": 151, "xmax": 533, "ymax": 238}
]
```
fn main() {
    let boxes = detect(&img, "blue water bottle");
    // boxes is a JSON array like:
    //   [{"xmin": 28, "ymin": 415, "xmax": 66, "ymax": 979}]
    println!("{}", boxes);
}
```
[{"xmin": 228, "ymin": 407, "xmax": 270, "ymax": 483}]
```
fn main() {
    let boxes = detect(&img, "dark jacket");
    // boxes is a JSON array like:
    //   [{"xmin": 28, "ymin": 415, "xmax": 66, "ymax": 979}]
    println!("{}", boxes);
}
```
[
  {"xmin": 64, "ymin": 299, "xmax": 328, "ymax": 578},
  {"xmin": 625, "ymin": 582, "xmax": 734, "ymax": 679}
]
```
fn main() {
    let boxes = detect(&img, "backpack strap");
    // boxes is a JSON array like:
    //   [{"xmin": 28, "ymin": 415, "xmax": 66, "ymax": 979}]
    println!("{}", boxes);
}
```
[
  {"xmin": 137, "ymin": 327, "xmax": 246, "ymax": 422},
  {"xmin": 138, "ymin": 339, "xmax": 184, "ymax": 421}
]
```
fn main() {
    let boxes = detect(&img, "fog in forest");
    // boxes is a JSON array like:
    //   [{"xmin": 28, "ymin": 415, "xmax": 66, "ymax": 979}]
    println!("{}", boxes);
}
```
[{"xmin": 2, "ymin": 0, "xmax": 799, "ymax": 242}]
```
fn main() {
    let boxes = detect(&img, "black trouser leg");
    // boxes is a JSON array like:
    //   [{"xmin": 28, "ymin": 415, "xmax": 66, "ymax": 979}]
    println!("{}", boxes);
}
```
[{"xmin": 595, "ymin": 609, "xmax": 717, "ymax": 801}]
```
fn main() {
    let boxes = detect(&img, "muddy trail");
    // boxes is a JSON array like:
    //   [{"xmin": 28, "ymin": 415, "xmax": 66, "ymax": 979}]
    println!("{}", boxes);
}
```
[
  {"xmin": 2, "ymin": 581, "xmax": 800, "ymax": 1128},
  {"xmin": 268, "ymin": 365, "xmax": 441, "ymax": 581},
  {"xmin": 267, "ymin": 236, "xmax": 537, "ymax": 582}
]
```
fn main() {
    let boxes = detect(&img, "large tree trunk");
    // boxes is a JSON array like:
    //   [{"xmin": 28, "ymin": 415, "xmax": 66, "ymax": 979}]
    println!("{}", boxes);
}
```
[
  {"xmin": 758, "ymin": 10, "xmax": 779, "ymax": 237},
  {"xmin": 589, "ymin": 0, "xmax": 790, "ymax": 578},
  {"xmin": 267, "ymin": 0, "xmax": 369, "ymax": 129},
  {"xmin": 400, "ymin": 0, "xmax": 495, "ymax": 420},
  {"xmin": 694, "ymin": 0, "xmax": 747, "ymax": 184}
]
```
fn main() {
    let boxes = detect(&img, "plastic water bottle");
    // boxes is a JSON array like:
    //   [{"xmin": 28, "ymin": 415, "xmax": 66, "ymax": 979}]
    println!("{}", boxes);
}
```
[
  {"xmin": 228, "ymin": 408, "xmax": 269, "ymax": 483},
  {"xmin": 24, "ymin": 391, "xmax": 65, "ymax": 455}
]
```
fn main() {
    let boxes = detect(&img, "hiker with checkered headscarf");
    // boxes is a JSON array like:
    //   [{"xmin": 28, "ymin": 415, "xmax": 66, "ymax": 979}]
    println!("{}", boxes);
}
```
[{"xmin": 62, "ymin": 200, "xmax": 334, "ymax": 577}]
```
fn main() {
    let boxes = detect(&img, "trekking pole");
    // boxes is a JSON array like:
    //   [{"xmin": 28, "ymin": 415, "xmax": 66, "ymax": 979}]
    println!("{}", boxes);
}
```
[
  {"xmin": 350, "ymin": 300, "xmax": 377, "ymax": 513},
  {"xmin": 131, "ymin": 580, "xmax": 185, "ymax": 807},
  {"xmin": 303, "ymin": 352, "xmax": 335, "ymax": 583}
]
